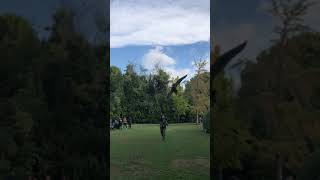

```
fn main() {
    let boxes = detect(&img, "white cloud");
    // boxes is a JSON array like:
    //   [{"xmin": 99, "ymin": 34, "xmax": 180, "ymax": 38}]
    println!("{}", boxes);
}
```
[
  {"xmin": 111, "ymin": 0, "xmax": 210, "ymax": 48},
  {"xmin": 166, "ymin": 67, "xmax": 192, "ymax": 80},
  {"xmin": 142, "ymin": 46, "xmax": 193, "ymax": 82},
  {"xmin": 142, "ymin": 46, "xmax": 176, "ymax": 70},
  {"xmin": 141, "ymin": 46, "xmax": 210, "ymax": 88}
]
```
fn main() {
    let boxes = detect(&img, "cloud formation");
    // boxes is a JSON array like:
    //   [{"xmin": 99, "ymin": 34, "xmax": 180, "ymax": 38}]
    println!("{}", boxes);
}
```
[
  {"xmin": 142, "ymin": 46, "xmax": 175, "ymax": 70},
  {"xmin": 142, "ymin": 46, "xmax": 209, "ymax": 82},
  {"xmin": 111, "ymin": 0, "xmax": 210, "ymax": 48}
]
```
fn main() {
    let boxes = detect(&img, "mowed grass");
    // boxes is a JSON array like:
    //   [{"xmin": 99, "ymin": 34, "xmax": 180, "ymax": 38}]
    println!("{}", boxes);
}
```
[{"xmin": 110, "ymin": 123, "xmax": 210, "ymax": 180}]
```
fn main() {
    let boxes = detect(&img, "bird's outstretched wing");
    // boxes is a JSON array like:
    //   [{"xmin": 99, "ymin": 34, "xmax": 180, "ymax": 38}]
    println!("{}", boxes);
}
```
[
  {"xmin": 212, "ymin": 41, "xmax": 247, "ymax": 80},
  {"xmin": 168, "ymin": 75, "xmax": 187, "ymax": 96},
  {"xmin": 173, "ymin": 75, "xmax": 187, "ymax": 87}
]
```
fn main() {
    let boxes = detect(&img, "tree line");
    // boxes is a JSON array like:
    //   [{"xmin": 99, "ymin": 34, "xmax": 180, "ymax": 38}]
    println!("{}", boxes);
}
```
[
  {"xmin": 0, "ymin": 9, "xmax": 107, "ymax": 179},
  {"xmin": 110, "ymin": 61, "xmax": 210, "ymax": 127}
]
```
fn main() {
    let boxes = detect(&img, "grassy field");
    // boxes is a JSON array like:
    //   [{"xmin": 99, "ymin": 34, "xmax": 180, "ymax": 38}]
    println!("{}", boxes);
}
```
[{"xmin": 110, "ymin": 123, "xmax": 210, "ymax": 180}]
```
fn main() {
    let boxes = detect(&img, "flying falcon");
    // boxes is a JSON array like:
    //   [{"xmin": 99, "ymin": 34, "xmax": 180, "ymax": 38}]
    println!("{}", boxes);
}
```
[
  {"xmin": 212, "ymin": 41, "xmax": 247, "ymax": 80},
  {"xmin": 168, "ymin": 74, "xmax": 188, "ymax": 96},
  {"xmin": 166, "ymin": 41, "xmax": 247, "ymax": 97}
]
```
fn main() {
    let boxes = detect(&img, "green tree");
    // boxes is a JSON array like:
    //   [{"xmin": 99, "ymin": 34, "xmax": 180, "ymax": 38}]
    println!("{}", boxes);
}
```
[
  {"xmin": 152, "ymin": 67, "xmax": 171, "ymax": 122},
  {"xmin": 212, "ymin": 73, "xmax": 251, "ymax": 180},
  {"xmin": 238, "ymin": 32, "xmax": 320, "ymax": 179},
  {"xmin": 185, "ymin": 70, "xmax": 210, "ymax": 124},
  {"xmin": 0, "ymin": 14, "xmax": 41, "ymax": 178},
  {"xmin": 110, "ymin": 66, "xmax": 123, "ymax": 119},
  {"xmin": 172, "ymin": 83, "xmax": 190, "ymax": 122}
]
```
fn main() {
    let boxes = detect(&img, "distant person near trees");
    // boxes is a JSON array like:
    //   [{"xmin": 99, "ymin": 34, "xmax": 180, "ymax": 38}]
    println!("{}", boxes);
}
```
[
  {"xmin": 123, "ymin": 116, "xmax": 128, "ymax": 129},
  {"xmin": 160, "ymin": 113, "xmax": 168, "ymax": 141},
  {"xmin": 110, "ymin": 119, "xmax": 114, "ymax": 130},
  {"xmin": 114, "ymin": 119, "xmax": 119, "ymax": 129},
  {"xmin": 128, "ymin": 116, "xmax": 132, "ymax": 128},
  {"xmin": 119, "ymin": 116, "xmax": 123, "ymax": 129}
]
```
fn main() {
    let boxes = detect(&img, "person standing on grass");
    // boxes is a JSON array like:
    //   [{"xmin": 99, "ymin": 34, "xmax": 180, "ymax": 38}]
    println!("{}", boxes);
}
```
[
  {"xmin": 160, "ymin": 113, "xmax": 168, "ymax": 141},
  {"xmin": 114, "ymin": 119, "xmax": 119, "ymax": 129},
  {"xmin": 123, "ymin": 116, "xmax": 127, "ymax": 129},
  {"xmin": 119, "ymin": 116, "xmax": 123, "ymax": 130},
  {"xmin": 128, "ymin": 116, "xmax": 132, "ymax": 128}
]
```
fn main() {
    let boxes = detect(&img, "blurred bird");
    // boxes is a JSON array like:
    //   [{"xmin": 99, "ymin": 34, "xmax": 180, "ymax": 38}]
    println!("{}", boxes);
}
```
[
  {"xmin": 212, "ymin": 41, "xmax": 247, "ymax": 80},
  {"xmin": 168, "ymin": 75, "xmax": 187, "ymax": 96}
]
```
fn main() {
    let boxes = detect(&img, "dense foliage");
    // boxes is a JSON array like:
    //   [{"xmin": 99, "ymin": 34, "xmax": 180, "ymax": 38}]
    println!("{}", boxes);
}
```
[
  {"xmin": 239, "ymin": 32, "xmax": 320, "ymax": 179},
  {"xmin": 212, "ymin": 32, "xmax": 320, "ymax": 179},
  {"xmin": 110, "ymin": 64, "xmax": 210, "ymax": 125},
  {"xmin": 212, "ymin": 0, "xmax": 320, "ymax": 178},
  {"xmin": 0, "ymin": 10, "xmax": 107, "ymax": 179}
]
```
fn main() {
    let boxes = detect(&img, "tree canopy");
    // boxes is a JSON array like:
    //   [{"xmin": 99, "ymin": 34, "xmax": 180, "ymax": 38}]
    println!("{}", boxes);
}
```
[
  {"xmin": 0, "ymin": 9, "xmax": 107, "ymax": 179},
  {"xmin": 110, "ymin": 63, "xmax": 210, "ymax": 125}
]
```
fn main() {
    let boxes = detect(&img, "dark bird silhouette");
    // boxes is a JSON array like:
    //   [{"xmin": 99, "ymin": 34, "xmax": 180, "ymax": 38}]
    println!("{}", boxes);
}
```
[
  {"xmin": 211, "ymin": 41, "xmax": 247, "ymax": 147},
  {"xmin": 212, "ymin": 41, "xmax": 247, "ymax": 80},
  {"xmin": 168, "ymin": 75, "xmax": 187, "ymax": 96}
]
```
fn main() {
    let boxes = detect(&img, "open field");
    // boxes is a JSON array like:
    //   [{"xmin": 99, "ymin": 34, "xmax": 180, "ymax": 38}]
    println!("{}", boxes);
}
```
[{"xmin": 110, "ymin": 123, "xmax": 210, "ymax": 180}]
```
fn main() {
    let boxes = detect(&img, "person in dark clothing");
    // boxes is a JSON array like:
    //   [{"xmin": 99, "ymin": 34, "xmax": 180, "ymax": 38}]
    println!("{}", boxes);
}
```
[
  {"xmin": 123, "ymin": 116, "xmax": 128, "ymax": 129},
  {"xmin": 160, "ymin": 113, "xmax": 168, "ymax": 141},
  {"xmin": 110, "ymin": 118, "xmax": 115, "ymax": 129},
  {"xmin": 114, "ymin": 119, "xmax": 119, "ymax": 129},
  {"xmin": 119, "ymin": 118, "xmax": 123, "ymax": 129},
  {"xmin": 128, "ymin": 116, "xmax": 132, "ymax": 128}
]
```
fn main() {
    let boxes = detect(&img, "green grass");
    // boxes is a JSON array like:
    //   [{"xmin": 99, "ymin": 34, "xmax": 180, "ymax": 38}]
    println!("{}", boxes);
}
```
[{"xmin": 110, "ymin": 123, "xmax": 210, "ymax": 180}]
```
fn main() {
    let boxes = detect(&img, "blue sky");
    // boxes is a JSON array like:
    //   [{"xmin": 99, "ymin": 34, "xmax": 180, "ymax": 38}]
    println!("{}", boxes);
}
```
[
  {"xmin": 111, "ymin": 42, "xmax": 209, "ymax": 77},
  {"xmin": 1, "ymin": 0, "xmax": 319, "ymax": 87},
  {"xmin": 110, "ymin": 0, "xmax": 210, "ymax": 80}
]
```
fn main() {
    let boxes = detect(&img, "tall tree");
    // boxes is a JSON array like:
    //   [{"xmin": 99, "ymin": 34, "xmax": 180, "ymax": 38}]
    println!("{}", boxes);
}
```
[
  {"xmin": 238, "ymin": 32, "xmax": 320, "ymax": 179},
  {"xmin": 0, "ymin": 14, "xmax": 41, "ymax": 178},
  {"xmin": 172, "ymin": 80, "xmax": 190, "ymax": 122},
  {"xmin": 187, "ymin": 59, "xmax": 209, "ymax": 124},
  {"xmin": 110, "ymin": 66, "xmax": 123, "ymax": 119},
  {"xmin": 268, "ymin": 0, "xmax": 315, "ymax": 46}
]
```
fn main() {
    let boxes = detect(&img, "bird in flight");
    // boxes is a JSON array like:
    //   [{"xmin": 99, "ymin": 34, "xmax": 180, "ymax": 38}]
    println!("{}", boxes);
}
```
[
  {"xmin": 168, "ymin": 74, "xmax": 188, "ymax": 96},
  {"xmin": 212, "ymin": 41, "xmax": 247, "ymax": 80},
  {"xmin": 167, "ymin": 41, "xmax": 247, "ymax": 96}
]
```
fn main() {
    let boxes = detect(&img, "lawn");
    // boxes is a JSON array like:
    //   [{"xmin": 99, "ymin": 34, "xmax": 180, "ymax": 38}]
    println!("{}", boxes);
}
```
[{"xmin": 110, "ymin": 123, "xmax": 210, "ymax": 180}]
